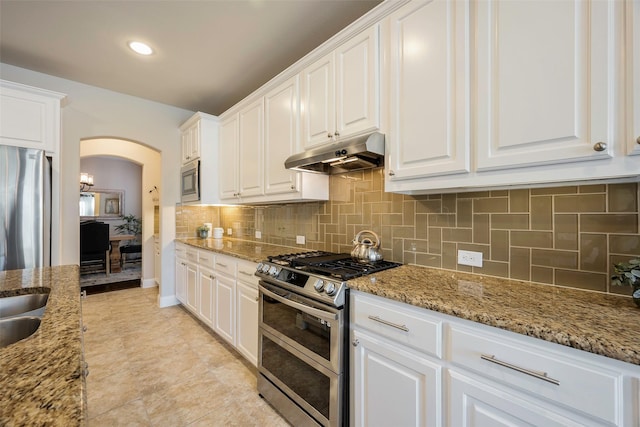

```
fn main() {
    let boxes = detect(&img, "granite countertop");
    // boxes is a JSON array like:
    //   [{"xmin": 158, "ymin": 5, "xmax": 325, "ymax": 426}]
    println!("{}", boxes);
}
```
[
  {"xmin": 180, "ymin": 238, "xmax": 640, "ymax": 366},
  {"xmin": 0, "ymin": 265, "xmax": 85, "ymax": 426},
  {"xmin": 176, "ymin": 237, "xmax": 306, "ymax": 263},
  {"xmin": 348, "ymin": 265, "xmax": 640, "ymax": 366}
]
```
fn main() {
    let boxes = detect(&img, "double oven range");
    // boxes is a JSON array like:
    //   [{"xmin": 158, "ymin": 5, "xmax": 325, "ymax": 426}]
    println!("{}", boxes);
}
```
[{"xmin": 255, "ymin": 251, "xmax": 401, "ymax": 427}]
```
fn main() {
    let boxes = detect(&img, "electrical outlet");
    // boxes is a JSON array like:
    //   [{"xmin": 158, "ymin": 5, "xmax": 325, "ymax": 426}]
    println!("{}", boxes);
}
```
[
  {"xmin": 296, "ymin": 235, "xmax": 305, "ymax": 245},
  {"xmin": 255, "ymin": 230, "xmax": 262, "ymax": 239},
  {"xmin": 227, "ymin": 228, "xmax": 232, "ymax": 236},
  {"xmin": 458, "ymin": 250, "xmax": 483, "ymax": 267}
]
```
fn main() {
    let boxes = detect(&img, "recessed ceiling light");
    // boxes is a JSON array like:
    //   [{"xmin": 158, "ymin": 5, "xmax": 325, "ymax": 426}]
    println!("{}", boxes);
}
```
[{"xmin": 128, "ymin": 41, "xmax": 153, "ymax": 56}]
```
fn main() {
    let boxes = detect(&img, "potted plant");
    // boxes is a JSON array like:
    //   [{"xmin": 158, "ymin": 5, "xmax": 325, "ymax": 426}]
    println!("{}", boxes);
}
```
[
  {"xmin": 115, "ymin": 214, "xmax": 142, "ymax": 243},
  {"xmin": 611, "ymin": 257, "xmax": 640, "ymax": 307},
  {"xmin": 197, "ymin": 224, "xmax": 210, "ymax": 239}
]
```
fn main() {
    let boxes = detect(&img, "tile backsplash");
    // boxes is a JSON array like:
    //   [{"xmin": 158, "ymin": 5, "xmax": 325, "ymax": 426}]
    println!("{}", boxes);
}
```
[{"xmin": 176, "ymin": 169, "xmax": 639, "ymax": 296}]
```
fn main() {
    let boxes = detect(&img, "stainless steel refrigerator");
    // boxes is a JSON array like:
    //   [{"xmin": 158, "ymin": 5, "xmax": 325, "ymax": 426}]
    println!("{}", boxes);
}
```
[{"xmin": 0, "ymin": 144, "xmax": 51, "ymax": 271}]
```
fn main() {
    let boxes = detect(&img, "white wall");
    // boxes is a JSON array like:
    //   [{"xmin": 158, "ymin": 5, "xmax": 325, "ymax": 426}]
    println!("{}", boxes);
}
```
[
  {"xmin": 1, "ymin": 62, "xmax": 194, "ymax": 307},
  {"xmin": 81, "ymin": 156, "xmax": 142, "ymax": 222}
]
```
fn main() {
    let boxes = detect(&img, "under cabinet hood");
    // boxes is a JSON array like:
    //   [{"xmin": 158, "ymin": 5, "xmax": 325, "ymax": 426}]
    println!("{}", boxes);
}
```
[{"xmin": 285, "ymin": 132, "xmax": 385, "ymax": 174}]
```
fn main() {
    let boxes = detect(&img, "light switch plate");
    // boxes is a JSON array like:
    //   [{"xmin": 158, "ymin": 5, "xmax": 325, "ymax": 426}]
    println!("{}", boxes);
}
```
[
  {"xmin": 296, "ymin": 235, "xmax": 305, "ymax": 244},
  {"xmin": 227, "ymin": 228, "xmax": 232, "ymax": 236},
  {"xmin": 255, "ymin": 230, "xmax": 262, "ymax": 239}
]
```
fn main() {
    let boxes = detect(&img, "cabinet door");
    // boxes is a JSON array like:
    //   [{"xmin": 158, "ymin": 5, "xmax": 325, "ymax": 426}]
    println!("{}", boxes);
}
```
[
  {"xmin": 336, "ymin": 24, "xmax": 380, "ymax": 139},
  {"xmin": 387, "ymin": 0, "xmax": 470, "ymax": 181},
  {"xmin": 629, "ymin": 0, "xmax": 640, "ymax": 156},
  {"xmin": 236, "ymin": 281, "xmax": 258, "ymax": 366},
  {"xmin": 264, "ymin": 76, "xmax": 300, "ymax": 195},
  {"xmin": 302, "ymin": 51, "xmax": 335, "ymax": 148},
  {"xmin": 351, "ymin": 328, "xmax": 441, "ymax": 427},
  {"xmin": 475, "ymin": 0, "xmax": 616, "ymax": 171},
  {"xmin": 190, "ymin": 120, "xmax": 200, "ymax": 160},
  {"xmin": 238, "ymin": 98, "xmax": 264, "ymax": 198},
  {"xmin": 219, "ymin": 114, "xmax": 239, "ymax": 200},
  {"xmin": 185, "ymin": 262, "xmax": 198, "ymax": 314},
  {"xmin": 448, "ymin": 370, "xmax": 587, "ymax": 427},
  {"xmin": 175, "ymin": 257, "xmax": 186, "ymax": 304},
  {"xmin": 215, "ymin": 273, "xmax": 236, "ymax": 345},
  {"xmin": 198, "ymin": 266, "xmax": 215, "ymax": 327}
]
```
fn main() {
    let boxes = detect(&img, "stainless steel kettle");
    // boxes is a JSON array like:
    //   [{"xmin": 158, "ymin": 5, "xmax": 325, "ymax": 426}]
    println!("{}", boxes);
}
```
[{"xmin": 351, "ymin": 230, "xmax": 383, "ymax": 262}]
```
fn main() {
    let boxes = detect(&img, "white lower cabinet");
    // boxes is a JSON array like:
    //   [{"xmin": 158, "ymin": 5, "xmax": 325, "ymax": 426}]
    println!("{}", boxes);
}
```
[
  {"xmin": 350, "ymin": 290, "xmax": 640, "ymax": 427},
  {"xmin": 351, "ymin": 328, "xmax": 441, "ymax": 427},
  {"xmin": 197, "ymin": 266, "xmax": 215, "ymax": 327},
  {"xmin": 214, "ymin": 272, "xmax": 236, "ymax": 345},
  {"xmin": 173, "ymin": 244, "xmax": 258, "ymax": 366},
  {"xmin": 448, "ymin": 370, "xmax": 586, "ymax": 427}
]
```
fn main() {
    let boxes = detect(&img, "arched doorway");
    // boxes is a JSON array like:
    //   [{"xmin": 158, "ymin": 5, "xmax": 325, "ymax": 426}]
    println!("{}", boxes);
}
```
[{"xmin": 80, "ymin": 138, "xmax": 161, "ymax": 289}]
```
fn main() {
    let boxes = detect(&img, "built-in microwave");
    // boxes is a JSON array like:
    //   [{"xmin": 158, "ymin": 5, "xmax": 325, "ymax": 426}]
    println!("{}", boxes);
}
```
[{"xmin": 180, "ymin": 160, "xmax": 200, "ymax": 203}]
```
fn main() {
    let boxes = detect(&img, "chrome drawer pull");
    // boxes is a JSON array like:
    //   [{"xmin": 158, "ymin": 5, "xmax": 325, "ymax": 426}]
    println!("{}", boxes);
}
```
[
  {"xmin": 368, "ymin": 315, "xmax": 409, "ymax": 332},
  {"xmin": 480, "ymin": 354, "xmax": 560, "ymax": 386},
  {"xmin": 239, "ymin": 270, "xmax": 253, "ymax": 276},
  {"xmin": 217, "ymin": 262, "xmax": 228, "ymax": 268}
]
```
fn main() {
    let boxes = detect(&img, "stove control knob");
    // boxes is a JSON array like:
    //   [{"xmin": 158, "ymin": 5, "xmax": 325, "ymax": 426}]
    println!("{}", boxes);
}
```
[
  {"xmin": 268, "ymin": 266, "xmax": 279, "ymax": 277},
  {"xmin": 314, "ymin": 280, "xmax": 325, "ymax": 292},
  {"xmin": 261, "ymin": 264, "xmax": 271, "ymax": 273},
  {"xmin": 256, "ymin": 263, "xmax": 263, "ymax": 272},
  {"xmin": 325, "ymin": 282, "xmax": 337, "ymax": 296}
]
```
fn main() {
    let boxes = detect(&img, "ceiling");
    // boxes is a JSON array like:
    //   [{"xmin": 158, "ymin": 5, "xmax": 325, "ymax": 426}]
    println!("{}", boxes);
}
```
[{"xmin": 0, "ymin": 0, "xmax": 382, "ymax": 116}]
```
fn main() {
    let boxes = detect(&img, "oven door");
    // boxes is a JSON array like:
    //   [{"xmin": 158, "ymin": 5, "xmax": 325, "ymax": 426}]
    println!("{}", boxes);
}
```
[
  {"xmin": 259, "ymin": 281, "xmax": 343, "ymax": 373},
  {"xmin": 258, "ymin": 280, "xmax": 344, "ymax": 426},
  {"xmin": 180, "ymin": 160, "xmax": 200, "ymax": 203}
]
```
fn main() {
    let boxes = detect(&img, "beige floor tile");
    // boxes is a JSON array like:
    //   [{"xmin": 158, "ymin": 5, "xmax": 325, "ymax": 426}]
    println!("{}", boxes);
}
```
[
  {"xmin": 82, "ymin": 287, "xmax": 287, "ymax": 427},
  {"xmin": 88, "ymin": 398, "xmax": 151, "ymax": 427}
]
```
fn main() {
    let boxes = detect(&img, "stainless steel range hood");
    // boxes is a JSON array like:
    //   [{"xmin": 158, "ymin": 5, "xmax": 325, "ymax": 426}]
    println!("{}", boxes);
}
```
[{"xmin": 285, "ymin": 132, "xmax": 385, "ymax": 174}]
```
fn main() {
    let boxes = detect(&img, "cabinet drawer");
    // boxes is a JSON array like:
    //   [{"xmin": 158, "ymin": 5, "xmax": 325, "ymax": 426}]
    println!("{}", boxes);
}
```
[
  {"xmin": 198, "ymin": 250, "xmax": 215, "ymax": 270},
  {"xmin": 175, "ymin": 243, "xmax": 187, "ymax": 259},
  {"xmin": 449, "ymin": 325, "xmax": 622, "ymax": 424},
  {"xmin": 236, "ymin": 259, "xmax": 258, "ymax": 288},
  {"xmin": 215, "ymin": 254, "xmax": 237, "ymax": 277},
  {"xmin": 186, "ymin": 247, "xmax": 198, "ymax": 263},
  {"xmin": 351, "ymin": 291, "xmax": 442, "ymax": 358}
]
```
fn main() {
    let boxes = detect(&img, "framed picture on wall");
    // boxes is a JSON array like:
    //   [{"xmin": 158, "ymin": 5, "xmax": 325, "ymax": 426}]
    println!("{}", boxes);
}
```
[{"xmin": 105, "ymin": 197, "xmax": 120, "ymax": 215}]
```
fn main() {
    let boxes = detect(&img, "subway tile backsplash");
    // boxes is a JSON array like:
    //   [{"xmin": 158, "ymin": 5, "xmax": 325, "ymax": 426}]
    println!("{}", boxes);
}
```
[{"xmin": 176, "ymin": 169, "xmax": 639, "ymax": 296}]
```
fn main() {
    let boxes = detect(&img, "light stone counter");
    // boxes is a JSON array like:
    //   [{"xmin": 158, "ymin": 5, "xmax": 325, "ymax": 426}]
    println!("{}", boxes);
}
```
[
  {"xmin": 176, "ymin": 237, "xmax": 305, "ymax": 263},
  {"xmin": 348, "ymin": 264, "xmax": 640, "ymax": 366},
  {"xmin": 0, "ymin": 265, "xmax": 85, "ymax": 426}
]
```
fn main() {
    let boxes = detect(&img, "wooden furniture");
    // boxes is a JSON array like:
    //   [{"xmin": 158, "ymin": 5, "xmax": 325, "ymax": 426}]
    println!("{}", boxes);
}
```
[
  {"xmin": 80, "ymin": 221, "xmax": 110, "ymax": 274},
  {"xmin": 108, "ymin": 234, "xmax": 134, "ymax": 273},
  {"xmin": 120, "ymin": 244, "xmax": 142, "ymax": 269}
]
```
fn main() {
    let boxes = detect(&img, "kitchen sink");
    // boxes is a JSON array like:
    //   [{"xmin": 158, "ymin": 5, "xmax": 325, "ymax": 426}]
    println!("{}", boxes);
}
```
[
  {"xmin": 0, "ymin": 293, "xmax": 49, "ymax": 319},
  {"xmin": 0, "ymin": 316, "xmax": 42, "ymax": 348}
]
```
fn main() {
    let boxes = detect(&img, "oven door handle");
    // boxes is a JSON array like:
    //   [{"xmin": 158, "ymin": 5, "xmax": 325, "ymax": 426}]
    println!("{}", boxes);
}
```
[{"xmin": 260, "ymin": 285, "xmax": 339, "ymax": 321}]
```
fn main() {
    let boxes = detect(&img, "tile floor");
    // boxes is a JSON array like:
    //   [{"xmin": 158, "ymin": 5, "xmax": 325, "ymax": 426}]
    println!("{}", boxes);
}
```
[{"xmin": 82, "ymin": 287, "xmax": 289, "ymax": 426}]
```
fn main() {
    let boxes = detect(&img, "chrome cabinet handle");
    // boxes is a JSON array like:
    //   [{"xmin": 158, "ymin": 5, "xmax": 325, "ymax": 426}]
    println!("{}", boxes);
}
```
[
  {"xmin": 209, "ymin": 275, "xmax": 215, "ymax": 279},
  {"xmin": 334, "ymin": 131, "xmax": 340, "ymax": 137},
  {"xmin": 637, "ymin": 136, "xmax": 640, "ymax": 145},
  {"xmin": 352, "ymin": 339, "xmax": 359, "ymax": 347},
  {"xmin": 368, "ymin": 315, "xmax": 409, "ymax": 332},
  {"xmin": 217, "ymin": 262, "xmax": 227, "ymax": 268},
  {"xmin": 593, "ymin": 142, "xmax": 607, "ymax": 152},
  {"xmin": 239, "ymin": 270, "xmax": 253, "ymax": 277},
  {"xmin": 260, "ymin": 285, "xmax": 339, "ymax": 321},
  {"xmin": 388, "ymin": 170, "xmax": 395, "ymax": 176},
  {"xmin": 82, "ymin": 325, "xmax": 88, "ymax": 333},
  {"xmin": 327, "ymin": 133, "xmax": 333, "ymax": 139},
  {"xmin": 480, "ymin": 354, "xmax": 560, "ymax": 386}
]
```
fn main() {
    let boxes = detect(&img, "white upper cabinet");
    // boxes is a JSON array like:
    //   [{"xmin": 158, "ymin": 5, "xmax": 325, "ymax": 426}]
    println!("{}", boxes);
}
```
[
  {"xmin": 0, "ymin": 80, "xmax": 65, "ymax": 153},
  {"xmin": 628, "ymin": 0, "xmax": 640, "ymax": 156},
  {"xmin": 386, "ymin": 0, "xmax": 470, "ymax": 182},
  {"xmin": 302, "ymin": 25, "xmax": 381, "ymax": 149},
  {"xmin": 179, "ymin": 112, "xmax": 219, "ymax": 204},
  {"xmin": 238, "ymin": 98, "xmax": 264, "ymax": 198},
  {"xmin": 219, "ymin": 114, "xmax": 239, "ymax": 200},
  {"xmin": 475, "ymin": 0, "xmax": 615, "ymax": 171},
  {"xmin": 264, "ymin": 76, "xmax": 301, "ymax": 195},
  {"xmin": 180, "ymin": 119, "xmax": 200, "ymax": 164}
]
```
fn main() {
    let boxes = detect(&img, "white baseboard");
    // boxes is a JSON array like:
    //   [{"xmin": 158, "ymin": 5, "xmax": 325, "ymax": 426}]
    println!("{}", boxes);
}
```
[
  {"xmin": 158, "ymin": 294, "xmax": 179, "ymax": 308},
  {"xmin": 141, "ymin": 278, "xmax": 157, "ymax": 288}
]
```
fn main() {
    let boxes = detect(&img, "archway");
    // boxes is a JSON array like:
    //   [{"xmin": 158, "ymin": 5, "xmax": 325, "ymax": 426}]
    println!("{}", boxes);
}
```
[{"xmin": 80, "ymin": 138, "xmax": 161, "ymax": 288}]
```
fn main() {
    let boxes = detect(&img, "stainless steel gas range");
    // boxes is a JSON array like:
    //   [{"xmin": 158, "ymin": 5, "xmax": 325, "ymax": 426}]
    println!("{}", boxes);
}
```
[{"xmin": 255, "ymin": 251, "xmax": 401, "ymax": 427}]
